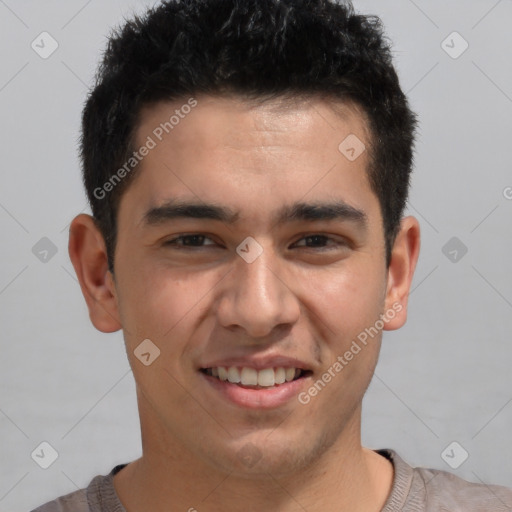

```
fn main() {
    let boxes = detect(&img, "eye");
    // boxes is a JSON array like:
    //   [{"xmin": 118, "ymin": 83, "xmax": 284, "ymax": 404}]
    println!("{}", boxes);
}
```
[
  {"xmin": 162, "ymin": 233, "xmax": 348, "ymax": 252},
  {"xmin": 292, "ymin": 234, "xmax": 347, "ymax": 251},
  {"xmin": 163, "ymin": 234, "xmax": 218, "ymax": 248}
]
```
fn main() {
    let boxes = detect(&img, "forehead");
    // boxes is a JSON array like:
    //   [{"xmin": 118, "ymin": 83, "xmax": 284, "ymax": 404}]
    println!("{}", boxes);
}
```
[
  {"xmin": 137, "ymin": 94, "xmax": 370, "ymax": 155},
  {"xmin": 117, "ymin": 94, "xmax": 379, "ymax": 232}
]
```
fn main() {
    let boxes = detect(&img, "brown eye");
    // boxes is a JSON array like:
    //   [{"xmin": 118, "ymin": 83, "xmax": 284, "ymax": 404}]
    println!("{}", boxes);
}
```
[
  {"xmin": 164, "ymin": 234, "xmax": 217, "ymax": 248},
  {"xmin": 293, "ymin": 234, "xmax": 346, "ymax": 251}
]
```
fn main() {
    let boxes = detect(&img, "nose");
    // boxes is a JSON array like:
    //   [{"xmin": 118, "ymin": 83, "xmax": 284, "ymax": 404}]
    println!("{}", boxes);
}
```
[{"xmin": 216, "ymin": 245, "xmax": 301, "ymax": 339}]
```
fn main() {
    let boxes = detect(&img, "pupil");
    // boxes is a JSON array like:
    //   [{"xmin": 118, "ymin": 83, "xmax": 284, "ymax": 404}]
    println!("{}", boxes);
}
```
[
  {"xmin": 185, "ymin": 235, "xmax": 203, "ymax": 246},
  {"xmin": 307, "ymin": 235, "xmax": 326, "ymax": 246}
]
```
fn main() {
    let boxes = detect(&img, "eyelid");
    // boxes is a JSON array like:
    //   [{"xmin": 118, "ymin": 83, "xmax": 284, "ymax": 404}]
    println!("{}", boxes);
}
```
[
  {"xmin": 293, "ymin": 235, "xmax": 352, "ymax": 254},
  {"xmin": 292, "ymin": 233, "xmax": 346, "ymax": 246},
  {"xmin": 164, "ymin": 233, "xmax": 218, "ymax": 246}
]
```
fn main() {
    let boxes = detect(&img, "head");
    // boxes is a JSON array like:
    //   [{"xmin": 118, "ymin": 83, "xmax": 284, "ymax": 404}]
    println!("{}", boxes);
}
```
[{"xmin": 69, "ymin": 0, "xmax": 420, "ymax": 478}]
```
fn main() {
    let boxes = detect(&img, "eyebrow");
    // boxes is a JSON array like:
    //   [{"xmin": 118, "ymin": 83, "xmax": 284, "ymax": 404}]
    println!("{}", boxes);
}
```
[{"xmin": 141, "ymin": 198, "xmax": 368, "ymax": 229}]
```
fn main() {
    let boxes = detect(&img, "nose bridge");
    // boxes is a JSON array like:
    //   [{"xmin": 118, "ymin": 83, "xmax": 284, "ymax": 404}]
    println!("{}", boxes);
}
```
[
  {"xmin": 239, "ymin": 247, "xmax": 280, "ymax": 304},
  {"xmin": 217, "ymin": 242, "xmax": 300, "ymax": 337}
]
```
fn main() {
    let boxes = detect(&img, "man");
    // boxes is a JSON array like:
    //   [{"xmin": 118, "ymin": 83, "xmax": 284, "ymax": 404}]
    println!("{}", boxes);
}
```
[{"xmin": 32, "ymin": 0, "xmax": 512, "ymax": 511}]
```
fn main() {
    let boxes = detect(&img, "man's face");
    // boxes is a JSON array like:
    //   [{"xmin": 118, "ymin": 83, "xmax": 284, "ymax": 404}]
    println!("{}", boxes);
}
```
[{"xmin": 109, "ymin": 95, "xmax": 400, "ymax": 476}]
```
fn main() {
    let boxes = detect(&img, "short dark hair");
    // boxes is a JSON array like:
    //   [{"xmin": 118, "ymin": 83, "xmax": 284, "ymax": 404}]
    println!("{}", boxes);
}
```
[{"xmin": 81, "ymin": 0, "xmax": 417, "ymax": 272}]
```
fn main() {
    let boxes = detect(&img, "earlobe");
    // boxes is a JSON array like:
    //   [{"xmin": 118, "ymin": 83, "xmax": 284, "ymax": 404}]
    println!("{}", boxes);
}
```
[
  {"xmin": 68, "ymin": 213, "xmax": 122, "ymax": 333},
  {"xmin": 383, "ymin": 216, "xmax": 421, "ymax": 331}
]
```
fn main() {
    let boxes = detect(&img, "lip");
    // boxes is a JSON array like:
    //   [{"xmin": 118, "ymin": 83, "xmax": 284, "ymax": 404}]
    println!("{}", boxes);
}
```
[
  {"xmin": 200, "ymin": 370, "xmax": 312, "ymax": 409},
  {"xmin": 199, "ymin": 355, "xmax": 311, "ymax": 371}
]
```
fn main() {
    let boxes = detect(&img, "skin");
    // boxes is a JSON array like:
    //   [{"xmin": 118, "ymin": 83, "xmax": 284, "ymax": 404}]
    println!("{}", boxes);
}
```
[{"xmin": 69, "ymin": 94, "xmax": 420, "ymax": 512}]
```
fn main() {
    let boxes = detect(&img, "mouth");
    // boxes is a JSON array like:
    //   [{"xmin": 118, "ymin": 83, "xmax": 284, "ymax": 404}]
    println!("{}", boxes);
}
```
[{"xmin": 200, "ymin": 366, "xmax": 312, "ymax": 390}]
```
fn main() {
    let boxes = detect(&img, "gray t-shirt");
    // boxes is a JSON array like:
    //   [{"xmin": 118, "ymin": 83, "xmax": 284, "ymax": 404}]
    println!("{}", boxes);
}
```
[{"xmin": 31, "ymin": 449, "xmax": 512, "ymax": 511}]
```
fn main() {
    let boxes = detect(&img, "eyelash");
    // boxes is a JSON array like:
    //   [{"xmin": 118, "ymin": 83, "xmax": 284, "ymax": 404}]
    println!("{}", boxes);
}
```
[{"xmin": 163, "ymin": 233, "xmax": 347, "ymax": 251}]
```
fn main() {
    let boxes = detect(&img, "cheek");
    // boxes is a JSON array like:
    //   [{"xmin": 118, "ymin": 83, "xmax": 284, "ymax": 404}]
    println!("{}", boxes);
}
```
[
  {"xmin": 115, "ymin": 261, "xmax": 204, "ymax": 343},
  {"xmin": 117, "ymin": 266, "xmax": 215, "ymax": 395},
  {"xmin": 304, "ymin": 262, "xmax": 386, "ymax": 342},
  {"xmin": 298, "ymin": 269, "xmax": 384, "ymax": 419},
  {"xmin": 302, "ymin": 262, "xmax": 385, "ymax": 397},
  {"xmin": 117, "ymin": 262, "xmax": 233, "ymax": 374}
]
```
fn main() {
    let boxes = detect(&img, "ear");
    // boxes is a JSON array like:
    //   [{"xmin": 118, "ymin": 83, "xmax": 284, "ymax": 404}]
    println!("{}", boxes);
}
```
[
  {"xmin": 68, "ymin": 213, "xmax": 122, "ymax": 333},
  {"xmin": 383, "ymin": 216, "xmax": 421, "ymax": 331}
]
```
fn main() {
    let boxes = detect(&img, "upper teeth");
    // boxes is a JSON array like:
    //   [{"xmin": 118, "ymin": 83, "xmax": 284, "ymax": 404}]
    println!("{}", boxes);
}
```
[{"xmin": 209, "ymin": 367, "xmax": 300, "ymax": 387}]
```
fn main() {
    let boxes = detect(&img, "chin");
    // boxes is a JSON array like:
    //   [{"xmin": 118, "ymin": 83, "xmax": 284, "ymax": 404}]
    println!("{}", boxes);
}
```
[{"xmin": 204, "ymin": 433, "xmax": 329, "ymax": 479}]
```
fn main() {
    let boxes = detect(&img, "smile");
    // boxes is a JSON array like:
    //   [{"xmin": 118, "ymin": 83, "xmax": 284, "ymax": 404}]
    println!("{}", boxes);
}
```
[
  {"xmin": 201, "ymin": 366, "xmax": 310, "ymax": 388},
  {"xmin": 200, "ymin": 365, "xmax": 313, "ymax": 409}
]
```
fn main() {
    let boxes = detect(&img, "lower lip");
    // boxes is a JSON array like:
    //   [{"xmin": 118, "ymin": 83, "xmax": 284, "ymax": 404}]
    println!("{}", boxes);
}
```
[{"xmin": 200, "ymin": 371, "xmax": 310, "ymax": 409}]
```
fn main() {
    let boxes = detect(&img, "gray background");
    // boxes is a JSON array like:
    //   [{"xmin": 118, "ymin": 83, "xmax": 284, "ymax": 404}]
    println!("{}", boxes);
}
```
[{"xmin": 1, "ymin": 1, "xmax": 511, "ymax": 510}]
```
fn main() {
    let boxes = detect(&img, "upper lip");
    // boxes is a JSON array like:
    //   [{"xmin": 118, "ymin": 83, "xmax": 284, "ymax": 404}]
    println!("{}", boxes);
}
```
[{"xmin": 200, "ymin": 356, "xmax": 311, "ymax": 371}]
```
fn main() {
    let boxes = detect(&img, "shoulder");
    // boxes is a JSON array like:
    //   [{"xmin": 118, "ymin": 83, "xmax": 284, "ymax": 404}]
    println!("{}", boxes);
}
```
[
  {"xmin": 30, "ymin": 488, "xmax": 88, "ymax": 512},
  {"xmin": 381, "ymin": 449, "xmax": 512, "ymax": 512},
  {"xmin": 30, "ymin": 463, "xmax": 128, "ymax": 512},
  {"xmin": 412, "ymin": 465, "xmax": 512, "ymax": 512}
]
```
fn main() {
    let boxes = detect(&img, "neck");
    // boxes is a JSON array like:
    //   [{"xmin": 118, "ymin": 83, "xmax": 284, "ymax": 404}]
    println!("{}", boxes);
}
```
[{"xmin": 113, "ymin": 404, "xmax": 394, "ymax": 512}]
